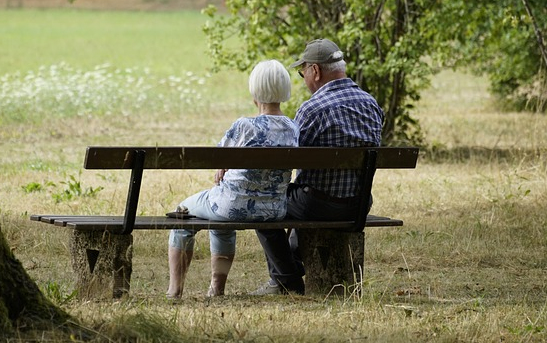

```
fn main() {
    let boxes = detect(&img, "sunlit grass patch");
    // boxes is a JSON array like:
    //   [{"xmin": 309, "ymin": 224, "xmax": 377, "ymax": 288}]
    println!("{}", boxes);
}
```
[{"xmin": 0, "ymin": 62, "xmax": 210, "ymax": 124}]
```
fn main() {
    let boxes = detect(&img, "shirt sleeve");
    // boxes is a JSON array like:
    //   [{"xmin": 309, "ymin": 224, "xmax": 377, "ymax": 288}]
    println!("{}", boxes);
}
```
[
  {"xmin": 217, "ymin": 118, "xmax": 255, "ymax": 147},
  {"xmin": 218, "ymin": 118, "xmax": 245, "ymax": 147}
]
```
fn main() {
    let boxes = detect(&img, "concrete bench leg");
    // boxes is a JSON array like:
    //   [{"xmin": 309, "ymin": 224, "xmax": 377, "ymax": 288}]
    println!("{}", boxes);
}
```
[
  {"xmin": 70, "ymin": 230, "xmax": 133, "ymax": 299},
  {"xmin": 298, "ymin": 230, "xmax": 364, "ymax": 295}
]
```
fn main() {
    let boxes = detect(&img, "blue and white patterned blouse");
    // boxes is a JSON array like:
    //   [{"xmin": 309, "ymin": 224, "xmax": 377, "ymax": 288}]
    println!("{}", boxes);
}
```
[{"xmin": 207, "ymin": 114, "xmax": 299, "ymax": 221}]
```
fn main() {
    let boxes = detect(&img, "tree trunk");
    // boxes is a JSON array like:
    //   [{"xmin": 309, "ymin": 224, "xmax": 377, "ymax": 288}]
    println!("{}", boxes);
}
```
[
  {"xmin": 298, "ymin": 230, "xmax": 364, "ymax": 295},
  {"xmin": 0, "ymin": 224, "xmax": 86, "ymax": 339}
]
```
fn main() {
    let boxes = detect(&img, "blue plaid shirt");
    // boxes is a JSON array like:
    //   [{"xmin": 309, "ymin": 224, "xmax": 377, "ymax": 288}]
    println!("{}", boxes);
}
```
[{"xmin": 294, "ymin": 78, "xmax": 384, "ymax": 198}]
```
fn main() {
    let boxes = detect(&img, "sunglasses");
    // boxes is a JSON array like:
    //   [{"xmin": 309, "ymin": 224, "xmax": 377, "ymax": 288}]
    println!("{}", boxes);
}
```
[{"xmin": 298, "ymin": 64, "xmax": 313, "ymax": 78}]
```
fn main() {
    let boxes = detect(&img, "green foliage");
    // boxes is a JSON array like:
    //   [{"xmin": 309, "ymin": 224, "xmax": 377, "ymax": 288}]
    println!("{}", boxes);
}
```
[
  {"xmin": 51, "ymin": 173, "xmax": 104, "ymax": 203},
  {"xmin": 21, "ymin": 182, "xmax": 44, "ymax": 193},
  {"xmin": 202, "ymin": 1, "xmax": 546, "ymax": 146},
  {"xmin": 201, "ymin": 0, "xmax": 457, "ymax": 145},
  {"xmin": 23, "ymin": 175, "xmax": 104, "ymax": 203},
  {"xmin": 21, "ymin": 181, "xmax": 55, "ymax": 193},
  {"xmin": 436, "ymin": 1, "xmax": 547, "ymax": 112},
  {"xmin": 43, "ymin": 281, "xmax": 78, "ymax": 306}
]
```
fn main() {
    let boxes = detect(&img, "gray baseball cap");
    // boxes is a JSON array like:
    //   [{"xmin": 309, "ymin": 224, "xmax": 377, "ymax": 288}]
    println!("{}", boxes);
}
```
[{"xmin": 290, "ymin": 39, "xmax": 344, "ymax": 68}]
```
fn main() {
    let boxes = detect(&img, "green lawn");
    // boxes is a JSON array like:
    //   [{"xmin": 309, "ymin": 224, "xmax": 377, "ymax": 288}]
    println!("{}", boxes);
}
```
[{"xmin": 0, "ymin": 9, "xmax": 210, "ymax": 75}]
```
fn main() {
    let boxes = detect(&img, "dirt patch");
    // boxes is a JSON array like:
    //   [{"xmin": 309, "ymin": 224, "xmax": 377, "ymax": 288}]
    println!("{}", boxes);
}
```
[{"xmin": 1, "ymin": 0, "xmax": 225, "ymax": 11}]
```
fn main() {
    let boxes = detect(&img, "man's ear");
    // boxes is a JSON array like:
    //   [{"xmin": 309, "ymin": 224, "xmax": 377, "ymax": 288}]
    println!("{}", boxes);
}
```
[{"xmin": 313, "ymin": 65, "xmax": 321, "ymax": 82}]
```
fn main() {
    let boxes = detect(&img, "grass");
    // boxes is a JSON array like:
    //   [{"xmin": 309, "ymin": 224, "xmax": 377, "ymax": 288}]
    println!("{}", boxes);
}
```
[
  {"xmin": 0, "ymin": 8, "xmax": 251, "ymax": 125},
  {"xmin": 1, "ymin": 7, "xmax": 547, "ymax": 343},
  {"xmin": 0, "ymin": 9, "xmax": 210, "ymax": 74}
]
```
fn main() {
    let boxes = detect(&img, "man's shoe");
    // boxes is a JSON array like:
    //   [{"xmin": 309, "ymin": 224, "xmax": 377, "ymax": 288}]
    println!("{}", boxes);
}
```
[
  {"xmin": 249, "ymin": 280, "xmax": 281, "ymax": 295},
  {"xmin": 284, "ymin": 278, "xmax": 305, "ymax": 295},
  {"xmin": 249, "ymin": 278, "xmax": 305, "ymax": 295}
]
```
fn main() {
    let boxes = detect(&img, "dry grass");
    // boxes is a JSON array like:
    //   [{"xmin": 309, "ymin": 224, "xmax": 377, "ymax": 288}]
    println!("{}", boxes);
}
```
[
  {"xmin": 2, "ymin": 69, "xmax": 546, "ymax": 342},
  {"xmin": 0, "ymin": 8, "xmax": 546, "ymax": 341}
]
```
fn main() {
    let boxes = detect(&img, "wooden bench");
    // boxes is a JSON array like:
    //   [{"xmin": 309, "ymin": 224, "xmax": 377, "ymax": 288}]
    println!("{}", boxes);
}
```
[{"xmin": 30, "ymin": 146, "xmax": 419, "ymax": 298}]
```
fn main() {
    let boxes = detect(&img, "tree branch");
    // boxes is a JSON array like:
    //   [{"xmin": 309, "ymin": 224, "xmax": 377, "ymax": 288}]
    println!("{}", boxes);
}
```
[{"xmin": 521, "ymin": 0, "xmax": 547, "ymax": 68}]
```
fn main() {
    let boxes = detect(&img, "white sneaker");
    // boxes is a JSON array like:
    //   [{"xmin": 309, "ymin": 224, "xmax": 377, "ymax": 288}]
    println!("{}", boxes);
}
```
[{"xmin": 249, "ymin": 280, "xmax": 280, "ymax": 295}]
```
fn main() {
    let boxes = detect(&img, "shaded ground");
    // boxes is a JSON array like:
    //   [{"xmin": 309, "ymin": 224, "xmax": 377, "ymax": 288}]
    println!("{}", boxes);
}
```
[{"xmin": 0, "ymin": 0, "xmax": 224, "ymax": 11}]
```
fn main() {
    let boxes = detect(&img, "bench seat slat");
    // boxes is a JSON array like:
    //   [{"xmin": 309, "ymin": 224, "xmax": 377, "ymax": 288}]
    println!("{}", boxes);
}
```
[{"xmin": 30, "ymin": 214, "xmax": 402, "ymax": 232}]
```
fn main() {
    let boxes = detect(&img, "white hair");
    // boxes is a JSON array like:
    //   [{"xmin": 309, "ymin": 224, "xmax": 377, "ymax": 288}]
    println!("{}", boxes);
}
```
[
  {"xmin": 320, "ymin": 59, "xmax": 347, "ymax": 73},
  {"xmin": 249, "ymin": 60, "xmax": 291, "ymax": 103}
]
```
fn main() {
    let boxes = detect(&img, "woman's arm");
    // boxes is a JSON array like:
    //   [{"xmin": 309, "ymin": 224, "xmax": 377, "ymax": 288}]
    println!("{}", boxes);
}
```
[{"xmin": 214, "ymin": 168, "xmax": 228, "ymax": 185}]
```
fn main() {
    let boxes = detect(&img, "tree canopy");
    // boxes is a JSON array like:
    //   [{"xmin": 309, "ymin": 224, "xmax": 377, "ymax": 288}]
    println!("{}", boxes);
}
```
[{"xmin": 202, "ymin": 0, "xmax": 546, "ymax": 145}]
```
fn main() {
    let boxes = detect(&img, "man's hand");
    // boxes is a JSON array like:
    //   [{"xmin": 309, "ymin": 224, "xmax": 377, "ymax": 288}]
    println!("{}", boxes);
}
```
[{"xmin": 214, "ymin": 169, "xmax": 228, "ymax": 185}]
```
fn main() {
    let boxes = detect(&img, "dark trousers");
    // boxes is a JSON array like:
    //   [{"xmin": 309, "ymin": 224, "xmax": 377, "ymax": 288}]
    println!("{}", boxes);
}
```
[{"xmin": 255, "ymin": 184, "xmax": 365, "ymax": 286}]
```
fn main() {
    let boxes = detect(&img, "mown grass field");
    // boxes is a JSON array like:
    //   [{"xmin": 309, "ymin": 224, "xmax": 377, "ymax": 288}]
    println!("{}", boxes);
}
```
[{"xmin": 1, "ymin": 7, "xmax": 546, "ymax": 343}]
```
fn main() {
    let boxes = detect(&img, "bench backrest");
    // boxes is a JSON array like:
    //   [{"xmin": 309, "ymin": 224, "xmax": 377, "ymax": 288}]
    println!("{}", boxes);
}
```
[
  {"xmin": 84, "ymin": 146, "xmax": 419, "ymax": 234},
  {"xmin": 85, "ymin": 146, "xmax": 418, "ymax": 170}
]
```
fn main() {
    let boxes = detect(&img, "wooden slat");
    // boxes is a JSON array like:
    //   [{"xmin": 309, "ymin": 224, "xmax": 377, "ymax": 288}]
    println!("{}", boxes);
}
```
[
  {"xmin": 30, "ymin": 215, "xmax": 403, "ymax": 232},
  {"xmin": 84, "ymin": 146, "xmax": 419, "ymax": 170}
]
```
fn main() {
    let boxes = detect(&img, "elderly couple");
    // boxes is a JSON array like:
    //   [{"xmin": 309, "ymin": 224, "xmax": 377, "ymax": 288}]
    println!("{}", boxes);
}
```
[{"xmin": 166, "ymin": 38, "xmax": 384, "ymax": 298}]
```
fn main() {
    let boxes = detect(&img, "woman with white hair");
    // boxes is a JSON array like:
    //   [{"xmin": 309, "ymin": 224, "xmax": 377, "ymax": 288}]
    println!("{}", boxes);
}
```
[{"xmin": 167, "ymin": 60, "xmax": 298, "ymax": 298}]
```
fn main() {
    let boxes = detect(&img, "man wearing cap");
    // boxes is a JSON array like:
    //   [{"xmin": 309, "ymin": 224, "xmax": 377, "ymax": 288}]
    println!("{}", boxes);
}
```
[{"xmin": 251, "ymin": 38, "xmax": 384, "ymax": 295}]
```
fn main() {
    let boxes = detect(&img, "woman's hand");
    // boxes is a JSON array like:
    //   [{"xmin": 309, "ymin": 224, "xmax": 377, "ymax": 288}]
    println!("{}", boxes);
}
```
[{"xmin": 214, "ymin": 169, "xmax": 228, "ymax": 185}]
